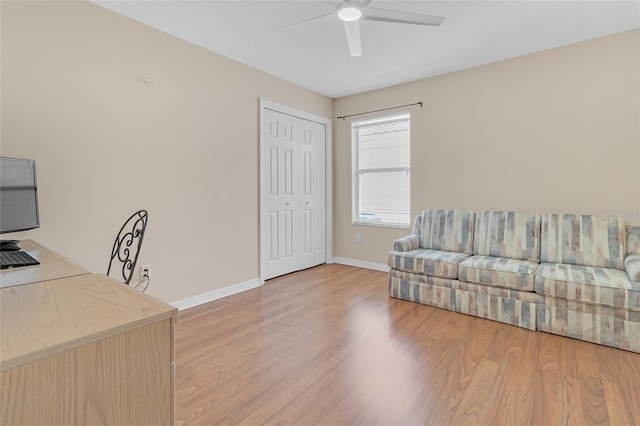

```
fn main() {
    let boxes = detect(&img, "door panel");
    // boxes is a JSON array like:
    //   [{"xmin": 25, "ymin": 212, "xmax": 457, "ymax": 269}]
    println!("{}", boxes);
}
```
[
  {"xmin": 303, "ymin": 151, "xmax": 312, "ymax": 196},
  {"xmin": 269, "ymin": 147, "xmax": 278, "ymax": 196},
  {"xmin": 284, "ymin": 148, "xmax": 293, "ymax": 197},
  {"xmin": 284, "ymin": 210, "xmax": 293, "ymax": 259},
  {"xmin": 303, "ymin": 209, "xmax": 312, "ymax": 255},
  {"xmin": 269, "ymin": 212, "xmax": 278, "ymax": 261}
]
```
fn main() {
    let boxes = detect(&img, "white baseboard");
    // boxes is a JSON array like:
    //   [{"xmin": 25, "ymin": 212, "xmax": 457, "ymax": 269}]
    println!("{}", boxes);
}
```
[
  {"xmin": 171, "ymin": 278, "xmax": 262, "ymax": 311},
  {"xmin": 171, "ymin": 260, "xmax": 387, "ymax": 310},
  {"xmin": 333, "ymin": 257, "xmax": 389, "ymax": 272}
]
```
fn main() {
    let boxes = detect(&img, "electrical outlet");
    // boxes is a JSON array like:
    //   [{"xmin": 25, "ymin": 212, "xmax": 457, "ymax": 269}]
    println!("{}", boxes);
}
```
[
  {"xmin": 355, "ymin": 233, "xmax": 362, "ymax": 243},
  {"xmin": 141, "ymin": 265, "xmax": 151, "ymax": 280}
]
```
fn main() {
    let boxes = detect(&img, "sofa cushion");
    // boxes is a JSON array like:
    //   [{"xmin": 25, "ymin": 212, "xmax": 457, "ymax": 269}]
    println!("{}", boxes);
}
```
[
  {"xmin": 388, "ymin": 249, "xmax": 470, "ymax": 279},
  {"xmin": 473, "ymin": 211, "xmax": 541, "ymax": 262},
  {"xmin": 458, "ymin": 255, "xmax": 539, "ymax": 291},
  {"xmin": 535, "ymin": 263, "xmax": 640, "ymax": 310},
  {"xmin": 540, "ymin": 214, "xmax": 626, "ymax": 270},
  {"xmin": 388, "ymin": 268, "xmax": 543, "ymax": 304},
  {"xmin": 419, "ymin": 210, "xmax": 475, "ymax": 255}
]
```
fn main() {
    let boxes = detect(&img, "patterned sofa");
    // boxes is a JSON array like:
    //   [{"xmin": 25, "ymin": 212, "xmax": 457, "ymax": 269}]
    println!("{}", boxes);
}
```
[{"xmin": 388, "ymin": 209, "xmax": 640, "ymax": 353}]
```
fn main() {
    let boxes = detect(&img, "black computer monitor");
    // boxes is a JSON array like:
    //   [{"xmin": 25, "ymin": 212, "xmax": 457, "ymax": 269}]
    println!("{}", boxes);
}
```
[{"xmin": 0, "ymin": 157, "xmax": 40, "ymax": 236}]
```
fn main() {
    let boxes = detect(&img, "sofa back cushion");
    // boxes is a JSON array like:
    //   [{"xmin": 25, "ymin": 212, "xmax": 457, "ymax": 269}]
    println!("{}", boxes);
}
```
[
  {"xmin": 419, "ymin": 210, "xmax": 475, "ymax": 255},
  {"xmin": 540, "ymin": 214, "xmax": 626, "ymax": 270},
  {"xmin": 628, "ymin": 224, "xmax": 640, "ymax": 255},
  {"xmin": 473, "ymin": 211, "xmax": 541, "ymax": 262}
]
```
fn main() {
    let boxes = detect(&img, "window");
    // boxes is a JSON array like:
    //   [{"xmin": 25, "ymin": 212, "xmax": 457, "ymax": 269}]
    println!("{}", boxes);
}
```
[{"xmin": 352, "ymin": 113, "xmax": 410, "ymax": 227}]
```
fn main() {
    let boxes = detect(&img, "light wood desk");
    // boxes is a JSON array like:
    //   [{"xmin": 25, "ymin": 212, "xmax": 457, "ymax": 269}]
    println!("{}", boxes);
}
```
[
  {"xmin": 0, "ymin": 240, "xmax": 90, "ymax": 288},
  {"xmin": 0, "ymin": 240, "xmax": 177, "ymax": 425}
]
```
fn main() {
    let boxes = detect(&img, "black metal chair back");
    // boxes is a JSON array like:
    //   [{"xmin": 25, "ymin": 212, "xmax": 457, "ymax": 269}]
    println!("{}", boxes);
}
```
[{"xmin": 107, "ymin": 210, "xmax": 148, "ymax": 285}]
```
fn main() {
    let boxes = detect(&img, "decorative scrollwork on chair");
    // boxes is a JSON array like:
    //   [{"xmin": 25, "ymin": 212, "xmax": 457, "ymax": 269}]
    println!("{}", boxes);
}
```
[{"xmin": 107, "ymin": 210, "xmax": 148, "ymax": 285}]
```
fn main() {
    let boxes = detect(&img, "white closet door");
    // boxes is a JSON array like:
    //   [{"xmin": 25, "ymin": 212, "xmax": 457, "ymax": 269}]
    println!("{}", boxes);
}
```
[
  {"xmin": 297, "ymin": 120, "xmax": 316, "ymax": 270},
  {"xmin": 262, "ymin": 109, "xmax": 299, "ymax": 279},
  {"xmin": 261, "ymin": 107, "xmax": 327, "ymax": 280}
]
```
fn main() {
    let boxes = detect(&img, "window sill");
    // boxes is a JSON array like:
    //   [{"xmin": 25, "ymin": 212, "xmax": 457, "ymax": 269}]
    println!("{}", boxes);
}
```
[{"xmin": 352, "ymin": 221, "xmax": 410, "ymax": 230}]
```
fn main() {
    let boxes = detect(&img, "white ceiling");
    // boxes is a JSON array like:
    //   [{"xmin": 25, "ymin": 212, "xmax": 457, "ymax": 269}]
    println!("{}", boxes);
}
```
[{"xmin": 94, "ymin": 1, "xmax": 640, "ymax": 98}]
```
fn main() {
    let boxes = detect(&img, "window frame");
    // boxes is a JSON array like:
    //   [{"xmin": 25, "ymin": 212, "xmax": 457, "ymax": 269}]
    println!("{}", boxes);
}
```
[{"xmin": 351, "ymin": 112, "xmax": 411, "ymax": 229}]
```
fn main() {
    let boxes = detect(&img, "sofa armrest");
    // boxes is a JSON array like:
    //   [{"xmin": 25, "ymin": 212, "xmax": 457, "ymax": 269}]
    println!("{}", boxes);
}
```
[
  {"xmin": 393, "ymin": 235, "xmax": 420, "ymax": 252},
  {"xmin": 625, "ymin": 254, "xmax": 640, "ymax": 282}
]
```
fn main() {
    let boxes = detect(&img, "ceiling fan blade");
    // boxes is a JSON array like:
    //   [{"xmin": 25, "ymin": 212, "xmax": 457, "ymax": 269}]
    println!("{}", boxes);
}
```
[
  {"xmin": 326, "ymin": 0, "xmax": 370, "ymax": 5},
  {"xmin": 271, "ymin": 11, "xmax": 335, "ymax": 32},
  {"xmin": 343, "ymin": 20, "xmax": 362, "ymax": 57},
  {"xmin": 363, "ymin": 7, "xmax": 445, "ymax": 26},
  {"xmin": 325, "ymin": 1, "xmax": 343, "ymax": 7}
]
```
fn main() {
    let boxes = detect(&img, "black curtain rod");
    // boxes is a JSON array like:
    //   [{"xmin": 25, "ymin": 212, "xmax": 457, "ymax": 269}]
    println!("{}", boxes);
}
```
[{"xmin": 336, "ymin": 101, "xmax": 422, "ymax": 120}]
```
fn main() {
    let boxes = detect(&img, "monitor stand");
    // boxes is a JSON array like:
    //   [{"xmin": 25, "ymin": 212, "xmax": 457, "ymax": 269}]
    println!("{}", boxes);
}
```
[{"xmin": 0, "ymin": 240, "xmax": 21, "ymax": 251}]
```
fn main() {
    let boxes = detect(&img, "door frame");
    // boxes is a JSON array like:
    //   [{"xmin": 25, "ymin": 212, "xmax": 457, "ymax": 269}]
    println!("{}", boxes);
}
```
[{"xmin": 259, "ymin": 98, "xmax": 333, "ymax": 284}]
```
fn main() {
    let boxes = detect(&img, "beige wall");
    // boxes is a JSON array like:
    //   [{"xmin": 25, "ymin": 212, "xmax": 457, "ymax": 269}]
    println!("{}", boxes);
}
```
[
  {"xmin": 2, "ymin": 2, "xmax": 639, "ymax": 301},
  {"xmin": 334, "ymin": 30, "xmax": 640, "ymax": 265},
  {"xmin": 1, "ymin": 1, "xmax": 332, "ymax": 303}
]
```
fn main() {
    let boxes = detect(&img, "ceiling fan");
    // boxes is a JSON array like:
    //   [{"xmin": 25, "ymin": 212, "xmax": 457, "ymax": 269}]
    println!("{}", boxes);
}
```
[{"xmin": 274, "ymin": 0, "xmax": 445, "ymax": 58}]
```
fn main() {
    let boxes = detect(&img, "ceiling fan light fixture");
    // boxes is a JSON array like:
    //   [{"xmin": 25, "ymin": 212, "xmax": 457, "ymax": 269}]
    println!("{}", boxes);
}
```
[{"xmin": 337, "ymin": 5, "xmax": 362, "ymax": 22}]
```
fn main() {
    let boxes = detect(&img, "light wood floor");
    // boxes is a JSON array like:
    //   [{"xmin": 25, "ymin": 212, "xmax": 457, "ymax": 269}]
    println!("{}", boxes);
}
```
[{"xmin": 175, "ymin": 264, "xmax": 640, "ymax": 425}]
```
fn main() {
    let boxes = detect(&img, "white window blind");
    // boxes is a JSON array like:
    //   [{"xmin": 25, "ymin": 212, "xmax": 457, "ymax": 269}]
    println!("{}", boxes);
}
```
[{"xmin": 352, "ymin": 113, "xmax": 410, "ymax": 227}]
